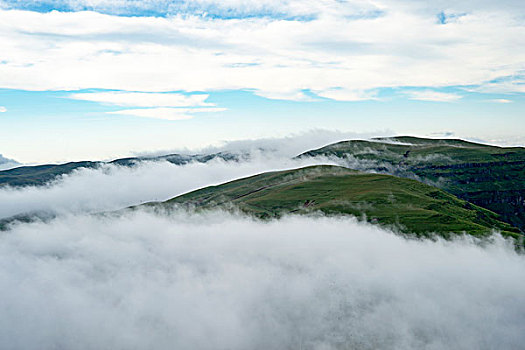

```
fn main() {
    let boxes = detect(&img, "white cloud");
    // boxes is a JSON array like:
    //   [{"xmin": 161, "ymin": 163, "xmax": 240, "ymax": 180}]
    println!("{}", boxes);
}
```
[
  {"xmin": 0, "ymin": 153, "xmax": 19, "ymax": 170},
  {"xmin": 190, "ymin": 129, "xmax": 387, "ymax": 158},
  {"xmin": 0, "ymin": 106, "xmax": 6, "ymax": 112},
  {"xmin": 69, "ymin": 91, "xmax": 214, "ymax": 107},
  {"xmin": 107, "ymin": 107, "xmax": 227, "ymax": 120},
  {"xmin": 316, "ymin": 88, "xmax": 379, "ymax": 101},
  {"xmin": 0, "ymin": 211, "xmax": 523, "ymax": 349},
  {"xmin": 0, "ymin": 2, "xmax": 523, "ymax": 100},
  {"xmin": 68, "ymin": 91, "xmax": 225, "ymax": 120},
  {"xmin": 465, "ymin": 78, "xmax": 525, "ymax": 94},
  {"xmin": 487, "ymin": 98, "xmax": 512, "ymax": 103},
  {"xmin": 406, "ymin": 90, "xmax": 463, "ymax": 102},
  {"xmin": 252, "ymin": 89, "xmax": 316, "ymax": 102}
]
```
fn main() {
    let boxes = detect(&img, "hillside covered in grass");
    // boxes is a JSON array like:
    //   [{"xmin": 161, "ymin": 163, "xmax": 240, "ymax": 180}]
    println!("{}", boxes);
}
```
[
  {"xmin": 298, "ymin": 137, "xmax": 525, "ymax": 230},
  {"xmin": 147, "ymin": 165, "xmax": 521, "ymax": 239}
]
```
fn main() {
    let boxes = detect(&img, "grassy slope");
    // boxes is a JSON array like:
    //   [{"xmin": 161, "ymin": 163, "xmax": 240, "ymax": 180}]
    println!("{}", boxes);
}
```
[
  {"xmin": 154, "ymin": 165, "xmax": 521, "ymax": 239},
  {"xmin": 299, "ymin": 136, "xmax": 525, "ymax": 230}
]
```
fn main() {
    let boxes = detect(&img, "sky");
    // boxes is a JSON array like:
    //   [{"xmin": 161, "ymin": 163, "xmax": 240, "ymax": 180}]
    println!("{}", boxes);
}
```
[{"xmin": 0, "ymin": 0, "xmax": 524, "ymax": 163}]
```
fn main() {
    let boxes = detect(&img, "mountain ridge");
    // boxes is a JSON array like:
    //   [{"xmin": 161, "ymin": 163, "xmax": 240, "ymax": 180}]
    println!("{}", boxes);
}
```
[
  {"xmin": 140, "ymin": 164, "xmax": 521, "ymax": 240},
  {"xmin": 0, "ymin": 151, "xmax": 243, "ymax": 187},
  {"xmin": 297, "ymin": 136, "xmax": 525, "ymax": 230}
]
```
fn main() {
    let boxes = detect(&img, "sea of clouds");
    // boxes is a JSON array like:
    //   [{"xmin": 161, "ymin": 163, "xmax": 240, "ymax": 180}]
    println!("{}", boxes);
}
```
[
  {"xmin": 1, "ymin": 134, "xmax": 524, "ymax": 349},
  {"xmin": 1, "ymin": 211, "xmax": 524, "ymax": 349}
]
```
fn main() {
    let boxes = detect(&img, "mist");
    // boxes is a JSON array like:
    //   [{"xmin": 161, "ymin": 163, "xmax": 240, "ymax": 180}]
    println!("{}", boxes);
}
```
[
  {"xmin": 0, "ymin": 210, "xmax": 523, "ymax": 350},
  {"xmin": 0, "ymin": 154, "xmax": 20, "ymax": 171},
  {"xmin": 136, "ymin": 129, "xmax": 392, "ymax": 159},
  {"xmin": 0, "ymin": 155, "xmax": 335, "ymax": 219}
]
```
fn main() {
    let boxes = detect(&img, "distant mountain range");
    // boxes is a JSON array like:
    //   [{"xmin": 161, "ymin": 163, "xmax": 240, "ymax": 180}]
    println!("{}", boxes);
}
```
[
  {"xmin": 1, "ymin": 136, "xmax": 524, "ymax": 239},
  {"xmin": 0, "ymin": 152, "xmax": 242, "ymax": 187}
]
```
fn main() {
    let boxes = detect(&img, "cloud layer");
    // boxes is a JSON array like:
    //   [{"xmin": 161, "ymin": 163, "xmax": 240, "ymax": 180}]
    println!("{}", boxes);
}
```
[
  {"xmin": 1, "ymin": 211, "xmax": 524, "ymax": 349},
  {"xmin": 0, "ymin": 153, "xmax": 335, "ymax": 219},
  {"xmin": 0, "ymin": 154, "xmax": 19, "ymax": 170},
  {"xmin": 0, "ymin": 1, "xmax": 524, "ymax": 100}
]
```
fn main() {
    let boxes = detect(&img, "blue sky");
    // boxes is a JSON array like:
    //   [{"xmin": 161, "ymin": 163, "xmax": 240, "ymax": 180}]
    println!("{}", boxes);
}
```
[{"xmin": 0, "ymin": 0, "xmax": 524, "ymax": 163}]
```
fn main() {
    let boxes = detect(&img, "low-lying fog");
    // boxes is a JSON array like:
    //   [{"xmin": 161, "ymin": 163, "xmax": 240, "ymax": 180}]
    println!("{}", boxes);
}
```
[
  {"xmin": 0, "ymin": 154, "xmax": 336, "ymax": 219},
  {"xmin": 0, "ymin": 131, "xmax": 435, "ymax": 220},
  {"xmin": 0, "ymin": 130, "xmax": 380, "ymax": 219},
  {"xmin": 1, "ymin": 211, "xmax": 523, "ymax": 350}
]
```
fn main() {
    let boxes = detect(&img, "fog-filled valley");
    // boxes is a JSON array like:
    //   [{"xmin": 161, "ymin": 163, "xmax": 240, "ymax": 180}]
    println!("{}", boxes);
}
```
[{"xmin": 1, "ymin": 211, "xmax": 524, "ymax": 350}]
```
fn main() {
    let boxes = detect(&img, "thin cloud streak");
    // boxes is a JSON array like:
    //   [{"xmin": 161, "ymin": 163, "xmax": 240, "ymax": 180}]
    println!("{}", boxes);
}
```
[
  {"xmin": 406, "ymin": 90, "xmax": 463, "ymax": 102},
  {"xmin": 107, "ymin": 107, "xmax": 227, "ymax": 120},
  {"xmin": 487, "ymin": 98, "xmax": 512, "ymax": 103},
  {"xmin": 69, "ymin": 91, "xmax": 214, "ymax": 107}
]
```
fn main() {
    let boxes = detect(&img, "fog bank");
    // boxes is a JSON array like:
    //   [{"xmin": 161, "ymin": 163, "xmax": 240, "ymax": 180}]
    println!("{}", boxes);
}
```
[
  {"xmin": 0, "ymin": 155, "xmax": 334, "ymax": 219},
  {"xmin": 0, "ymin": 211, "xmax": 523, "ymax": 350},
  {"xmin": 0, "ymin": 154, "xmax": 20, "ymax": 171}
]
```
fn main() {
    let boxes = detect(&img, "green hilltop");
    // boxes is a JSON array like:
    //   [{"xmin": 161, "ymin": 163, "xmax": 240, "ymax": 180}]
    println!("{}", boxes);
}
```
[
  {"xmin": 145, "ymin": 165, "xmax": 521, "ymax": 240},
  {"xmin": 298, "ymin": 136, "xmax": 525, "ymax": 230}
]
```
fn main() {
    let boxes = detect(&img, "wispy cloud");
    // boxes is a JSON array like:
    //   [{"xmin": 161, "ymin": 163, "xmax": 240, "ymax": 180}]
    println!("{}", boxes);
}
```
[
  {"xmin": 0, "ymin": 153, "xmax": 19, "ymax": 170},
  {"xmin": 428, "ymin": 131, "xmax": 455, "ymax": 137},
  {"xmin": 108, "ymin": 107, "xmax": 227, "ymax": 120},
  {"xmin": 0, "ymin": 106, "xmax": 6, "ymax": 112},
  {"xmin": 406, "ymin": 90, "xmax": 463, "ymax": 102},
  {"xmin": 69, "ymin": 91, "xmax": 213, "ymax": 108},
  {"xmin": 69, "ymin": 91, "xmax": 224, "ymax": 120},
  {"xmin": 316, "ymin": 88, "xmax": 379, "ymax": 102},
  {"xmin": 487, "ymin": 98, "xmax": 512, "ymax": 103}
]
